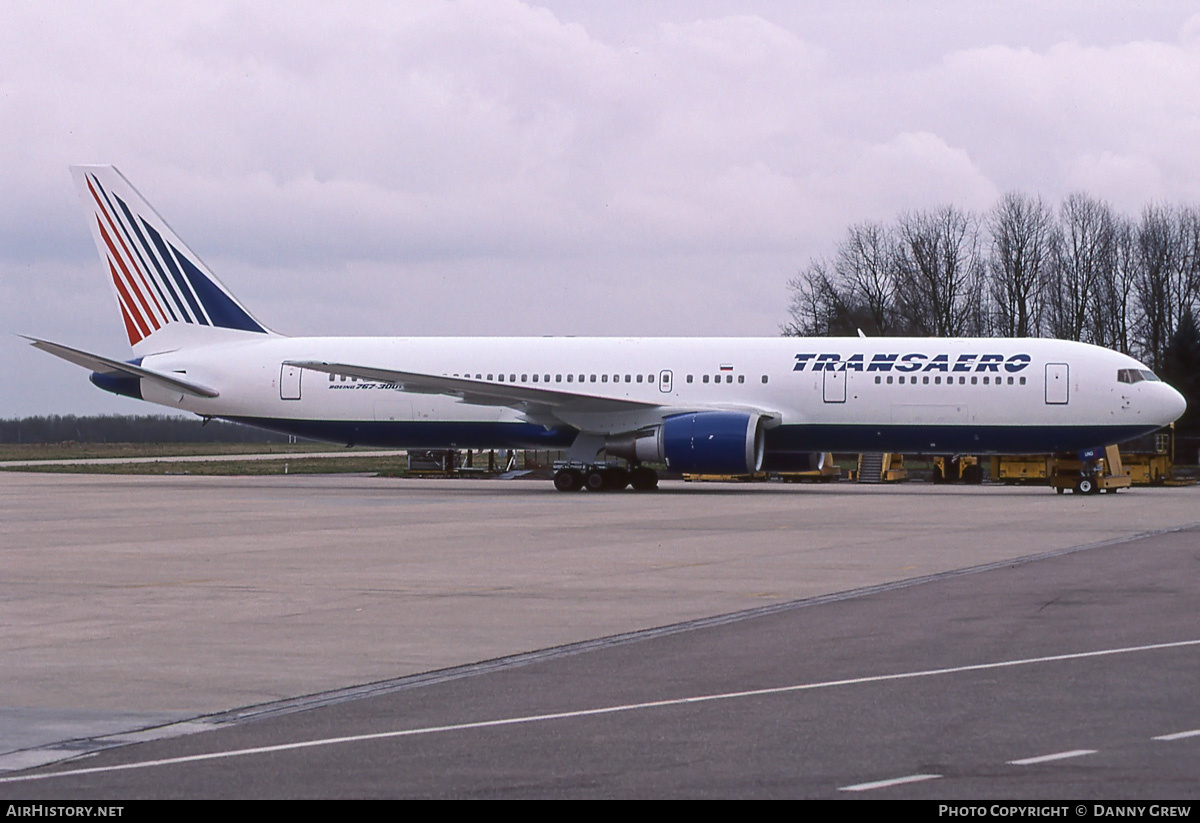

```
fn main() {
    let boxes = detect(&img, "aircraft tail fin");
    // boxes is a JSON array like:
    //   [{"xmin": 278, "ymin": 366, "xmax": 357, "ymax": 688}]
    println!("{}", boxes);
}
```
[{"xmin": 69, "ymin": 165, "xmax": 274, "ymax": 352}]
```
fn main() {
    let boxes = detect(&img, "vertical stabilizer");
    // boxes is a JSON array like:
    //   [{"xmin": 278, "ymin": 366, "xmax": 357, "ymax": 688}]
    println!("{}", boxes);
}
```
[{"xmin": 69, "ymin": 165, "xmax": 273, "ymax": 352}]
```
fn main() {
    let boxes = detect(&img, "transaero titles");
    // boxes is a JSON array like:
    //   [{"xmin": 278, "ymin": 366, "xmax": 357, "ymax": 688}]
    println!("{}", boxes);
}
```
[{"xmin": 794, "ymin": 353, "xmax": 1032, "ymax": 373}]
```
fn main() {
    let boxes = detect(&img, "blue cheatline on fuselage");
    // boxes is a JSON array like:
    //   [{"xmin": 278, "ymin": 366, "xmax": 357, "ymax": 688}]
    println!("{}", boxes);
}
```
[
  {"xmin": 222, "ymin": 417, "xmax": 1156, "ymax": 455},
  {"xmin": 224, "ymin": 417, "xmax": 581, "ymax": 450},
  {"xmin": 763, "ymin": 423, "xmax": 1158, "ymax": 455}
]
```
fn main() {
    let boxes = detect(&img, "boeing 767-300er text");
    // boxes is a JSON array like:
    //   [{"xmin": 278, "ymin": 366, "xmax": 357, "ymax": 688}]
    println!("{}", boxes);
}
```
[{"xmin": 26, "ymin": 166, "xmax": 1187, "ymax": 491}]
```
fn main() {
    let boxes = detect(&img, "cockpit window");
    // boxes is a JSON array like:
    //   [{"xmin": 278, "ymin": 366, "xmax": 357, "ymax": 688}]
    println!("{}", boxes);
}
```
[{"xmin": 1118, "ymin": 368, "xmax": 1161, "ymax": 384}]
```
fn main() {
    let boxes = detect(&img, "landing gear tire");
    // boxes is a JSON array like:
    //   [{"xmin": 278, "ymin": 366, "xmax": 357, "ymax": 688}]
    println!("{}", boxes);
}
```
[
  {"xmin": 554, "ymin": 469, "xmax": 583, "ymax": 492},
  {"xmin": 585, "ymin": 470, "xmax": 608, "ymax": 491},
  {"xmin": 629, "ymin": 467, "xmax": 659, "ymax": 491},
  {"xmin": 606, "ymin": 467, "xmax": 630, "ymax": 491}
]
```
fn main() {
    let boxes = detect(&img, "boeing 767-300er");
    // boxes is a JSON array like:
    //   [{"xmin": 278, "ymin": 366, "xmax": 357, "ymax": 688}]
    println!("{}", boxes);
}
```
[{"xmin": 26, "ymin": 166, "xmax": 1187, "ymax": 491}]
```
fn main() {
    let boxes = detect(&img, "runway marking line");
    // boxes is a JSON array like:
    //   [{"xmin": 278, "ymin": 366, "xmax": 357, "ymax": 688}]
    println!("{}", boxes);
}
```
[
  {"xmin": 2, "ymin": 636, "xmax": 1198, "ymax": 785},
  {"xmin": 1153, "ymin": 729, "xmax": 1200, "ymax": 741},
  {"xmin": 1008, "ymin": 749, "xmax": 1097, "ymax": 765},
  {"xmin": 839, "ymin": 773, "xmax": 941, "ymax": 792}
]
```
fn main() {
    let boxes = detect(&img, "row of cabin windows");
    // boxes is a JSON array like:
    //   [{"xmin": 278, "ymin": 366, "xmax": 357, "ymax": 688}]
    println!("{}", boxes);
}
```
[
  {"xmin": 873, "ymin": 374, "xmax": 1027, "ymax": 386},
  {"xmin": 446, "ymin": 373, "xmax": 770, "ymax": 385},
  {"xmin": 454, "ymin": 373, "xmax": 656, "ymax": 384},
  {"xmin": 686, "ymin": 374, "xmax": 755, "ymax": 384},
  {"xmin": 331, "ymin": 372, "xmax": 772, "ymax": 385}
]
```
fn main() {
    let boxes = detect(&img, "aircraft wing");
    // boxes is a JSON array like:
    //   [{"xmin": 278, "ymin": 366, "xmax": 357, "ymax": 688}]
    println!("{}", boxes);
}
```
[
  {"xmin": 286, "ymin": 360, "xmax": 662, "ymax": 414},
  {"xmin": 23, "ymin": 336, "xmax": 220, "ymax": 398}
]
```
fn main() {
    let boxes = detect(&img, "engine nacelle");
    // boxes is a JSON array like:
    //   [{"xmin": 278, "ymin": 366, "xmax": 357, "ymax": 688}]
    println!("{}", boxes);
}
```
[{"xmin": 606, "ymin": 411, "xmax": 766, "ymax": 475}]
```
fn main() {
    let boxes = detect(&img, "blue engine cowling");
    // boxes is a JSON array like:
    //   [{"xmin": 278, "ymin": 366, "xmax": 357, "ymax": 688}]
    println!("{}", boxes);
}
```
[
  {"xmin": 605, "ymin": 411, "xmax": 767, "ymax": 474},
  {"xmin": 660, "ymin": 411, "xmax": 766, "ymax": 474}
]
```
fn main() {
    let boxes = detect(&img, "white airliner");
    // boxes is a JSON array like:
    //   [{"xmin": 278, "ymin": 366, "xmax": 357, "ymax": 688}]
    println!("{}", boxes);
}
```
[{"xmin": 27, "ymin": 165, "xmax": 1187, "ymax": 491}]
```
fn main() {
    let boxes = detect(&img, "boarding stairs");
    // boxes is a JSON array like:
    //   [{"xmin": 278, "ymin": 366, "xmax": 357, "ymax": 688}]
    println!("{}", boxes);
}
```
[{"xmin": 857, "ymin": 452, "xmax": 885, "ymax": 483}]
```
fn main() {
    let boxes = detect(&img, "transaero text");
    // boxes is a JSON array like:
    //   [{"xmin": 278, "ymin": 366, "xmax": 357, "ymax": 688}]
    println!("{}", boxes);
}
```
[{"xmin": 794, "ymin": 353, "xmax": 1032, "ymax": 373}]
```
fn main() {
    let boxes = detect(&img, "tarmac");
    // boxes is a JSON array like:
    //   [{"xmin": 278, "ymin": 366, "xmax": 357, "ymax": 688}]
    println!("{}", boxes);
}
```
[{"xmin": 2, "ymin": 471, "xmax": 1198, "ymax": 793}]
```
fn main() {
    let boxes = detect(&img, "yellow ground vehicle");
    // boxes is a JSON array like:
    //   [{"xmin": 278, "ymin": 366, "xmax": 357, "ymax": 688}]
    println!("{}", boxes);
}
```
[
  {"xmin": 1047, "ymin": 445, "xmax": 1132, "ymax": 494},
  {"xmin": 931, "ymin": 455, "xmax": 982, "ymax": 484},
  {"xmin": 1119, "ymin": 426, "xmax": 1175, "ymax": 485}
]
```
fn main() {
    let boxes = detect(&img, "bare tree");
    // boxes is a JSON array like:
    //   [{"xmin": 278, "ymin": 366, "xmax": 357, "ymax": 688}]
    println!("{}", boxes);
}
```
[
  {"xmin": 988, "ymin": 192, "xmax": 1053, "ymax": 338},
  {"xmin": 1171, "ymin": 206, "xmax": 1200, "ymax": 342},
  {"xmin": 1133, "ymin": 203, "xmax": 1177, "ymax": 369},
  {"xmin": 835, "ymin": 221, "xmax": 899, "ymax": 335},
  {"xmin": 892, "ymin": 206, "xmax": 983, "ymax": 336},
  {"xmin": 782, "ymin": 259, "xmax": 850, "ymax": 337},
  {"xmin": 1046, "ymin": 193, "xmax": 1115, "ymax": 343},
  {"xmin": 1098, "ymin": 216, "xmax": 1138, "ymax": 355}
]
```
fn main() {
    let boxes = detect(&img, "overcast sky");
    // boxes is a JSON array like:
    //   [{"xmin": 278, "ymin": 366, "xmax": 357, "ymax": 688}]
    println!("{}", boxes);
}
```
[{"xmin": 4, "ymin": 1, "xmax": 1200, "ymax": 416}]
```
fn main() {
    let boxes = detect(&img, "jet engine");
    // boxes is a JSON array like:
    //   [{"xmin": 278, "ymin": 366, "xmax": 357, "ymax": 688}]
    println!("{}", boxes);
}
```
[{"xmin": 606, "ymin": 411, "xmax": 766, "ymax": 475}]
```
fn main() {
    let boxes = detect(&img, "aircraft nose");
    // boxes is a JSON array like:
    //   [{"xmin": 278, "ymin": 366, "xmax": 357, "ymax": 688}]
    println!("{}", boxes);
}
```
[{"xmin": 1160, "ymin": 383, "xmax": 1187, "ymax": 424}]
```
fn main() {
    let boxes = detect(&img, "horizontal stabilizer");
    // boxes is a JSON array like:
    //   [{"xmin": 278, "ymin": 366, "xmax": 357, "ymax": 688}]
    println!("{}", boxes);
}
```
[{"xmin": 23, "ymin": 336, "xmax": 219, "ymax": 398}]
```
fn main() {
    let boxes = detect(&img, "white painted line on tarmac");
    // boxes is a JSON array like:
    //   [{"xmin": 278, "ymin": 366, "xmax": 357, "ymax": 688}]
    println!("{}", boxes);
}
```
[
  {"xmin": 1008, "ymin": 749, "xmax": 1097, "ymax": 765},
  {"xmin": 3, "ymin": 637, "xmax": 1197, "ymax": 785},
  {"xmin": 839, "ymin": 773, "xmax": 941, "ymax": 792},
  {"xmin": 1153, "ymin": 729, "xmax": 1200, "ymax": 741}
]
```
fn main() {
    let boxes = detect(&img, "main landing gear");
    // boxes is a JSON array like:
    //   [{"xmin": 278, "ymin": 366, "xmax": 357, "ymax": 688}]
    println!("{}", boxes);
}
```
[{"xmin": 552, "ymin": 461, "xmax": 659, "ymax": 492}]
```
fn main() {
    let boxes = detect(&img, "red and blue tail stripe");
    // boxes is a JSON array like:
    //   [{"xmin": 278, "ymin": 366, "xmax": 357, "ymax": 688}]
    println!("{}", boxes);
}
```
[{"xmin": 75, "ymin": 167, "xmax": 269, "ymax": 346}]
